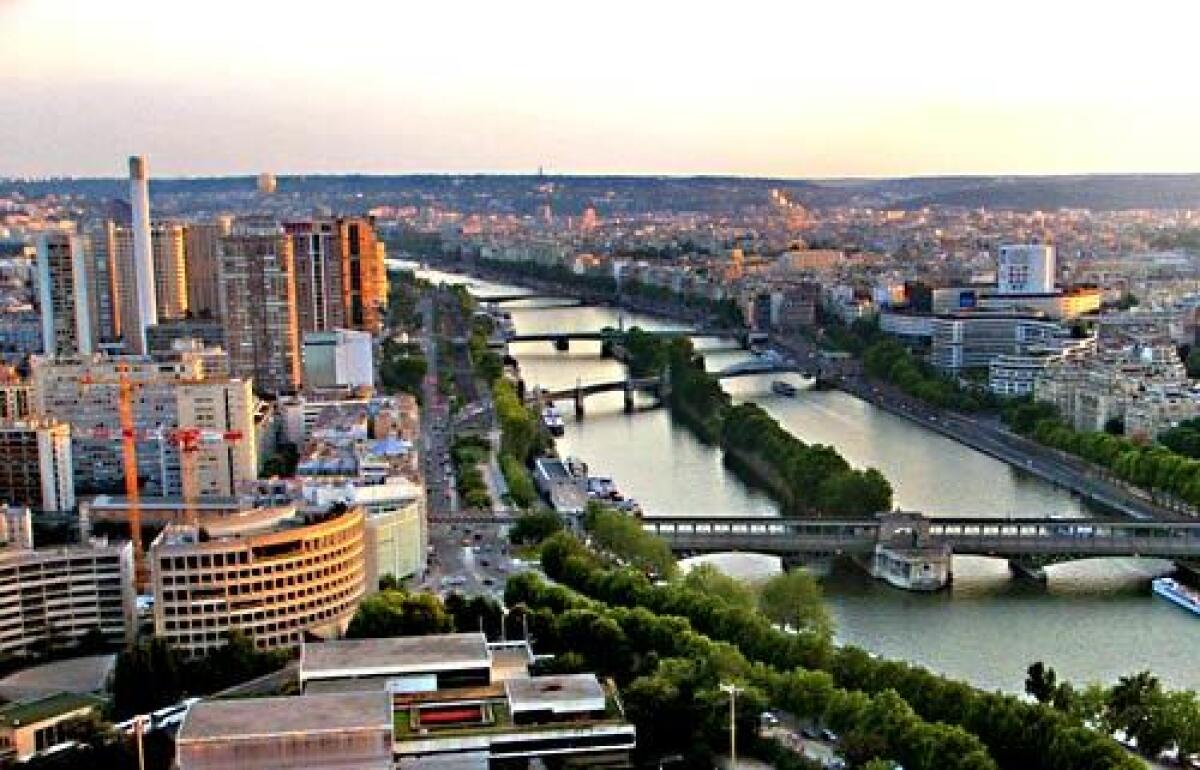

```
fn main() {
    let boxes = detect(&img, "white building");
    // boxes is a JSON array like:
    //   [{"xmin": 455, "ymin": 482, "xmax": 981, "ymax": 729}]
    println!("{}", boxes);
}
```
[
  {"xmin": 302, "ymin": 329, "xmax": 374, "ymax": 389},
  {"xmin": 997, "ymin": 245, "xmax": 1055, "ymax": 295}
]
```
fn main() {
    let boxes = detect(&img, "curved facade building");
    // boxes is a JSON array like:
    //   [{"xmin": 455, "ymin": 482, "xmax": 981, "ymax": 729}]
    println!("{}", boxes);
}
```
[{"xmin": 149, "ymin": 505, "xmax": 366, "ymax": 656}]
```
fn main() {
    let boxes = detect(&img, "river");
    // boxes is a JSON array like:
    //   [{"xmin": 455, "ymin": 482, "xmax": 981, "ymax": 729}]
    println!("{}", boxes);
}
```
[{"xmin": 397, "ymin": 260, "xmax": 1200, "ymax": 694}]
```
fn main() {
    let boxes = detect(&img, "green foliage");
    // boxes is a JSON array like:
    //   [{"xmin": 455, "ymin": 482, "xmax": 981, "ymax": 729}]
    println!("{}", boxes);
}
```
[
  {"xmin": 378, "ymin": 338, "xmax": 427, "ymax": 396},
  {"xmin": 1004, "ymin": 402, "xmax": 1200, "ymax": 508},
  {"xmin": 679, "ymin": 563, "xmax": 757, "ymax": 611},
  {"xmin": 510, "ymin": 509, "xmax": 563, "ymax": 544},
  {"xmin": 529, "ymin": 535, "xmax": 1142, "ymax": 770},
  {"xmin": 499, "ymin": 452, "xmax": 538, "ymax": 509},
  {"xmin": 112, "ymin": 632, "xmax": 289, "ymax": 719},
  {"xmin": 444, "ymin": 592, "xmax": 504, "ymax": 639},
  {"xmin": 758, "ymin": 569, "xmax": 832, "ymax": 640},
  {"xmin": 620, "ymin": 326, "xmax": 670, "ymax": 377},
  {"xmin": 1187, "ymin": 347, "xmax": 1200, "ymax": 378},
  {"xmin": 585, "ymin": 503, "xmax": 677, "ymax": 578},
  {"xmin": 347, "ymin": 589, "xmax": 453, "ymax": 639},
  {"xmin": 451, "ymin": 435, "xmax": 492, "ymax": 510},
  {"xmin": 260, "ymin": 441, "xmax": 298, "ymax": 478},
  {"xmin": 864, "ymin": 338, "xmax": 995, "ymax": 412},
  {"xmin": 494, "ymin": 378, "xmax": 546, "ymax": 463}
]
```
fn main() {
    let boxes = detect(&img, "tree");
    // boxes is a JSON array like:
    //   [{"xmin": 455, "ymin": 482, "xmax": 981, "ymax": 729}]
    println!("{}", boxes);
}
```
[
  {"xmin": 1025, "ymin": 661, "xmax": 1058, "ymax": 704},
  {"xmin": 585, "ymin": 503, "xmax": 676, "ymax": 578},
  {"xmin": 347, "ymin": 590, "xmax": 453, "ymax": 638},
  {"xmin": 510, "ymin": 510, "xmax": 563, "ymax": 544},
  {"xmin": 758, "ymin": 569, "xmax": 831, "ymax": 640},
  {"xmin": 679, "ymin": 564, "xmax": 756, "ymax": 610},
  {"xmin": 1187, "ymin": 347, "xmax": 1200, "ymax": 379},
  {"xmin": 1106, "ymin": 670, "xmax": 1171, "ymax": 756}
]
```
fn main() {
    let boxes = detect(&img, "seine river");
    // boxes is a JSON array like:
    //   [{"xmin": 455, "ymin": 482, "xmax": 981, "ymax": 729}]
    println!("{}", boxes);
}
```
[{"xmin": 399, "ymin": 261, "xmax": 1200, "ymax": 693}]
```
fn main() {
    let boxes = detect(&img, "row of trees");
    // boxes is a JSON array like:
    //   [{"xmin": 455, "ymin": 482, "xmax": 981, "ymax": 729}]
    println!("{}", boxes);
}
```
[
  {"xmin": 505, "ymin": 563, "xmax": 997, "ymax": 770},
  {"xmin": 1026, "ymin": 663, "xmax": 1200, "ymax": 760},
  {"xmin": 111, "ymin": 632, "xmax": 290, "ymax": 719},
  {"xmin": 348, "ymin": 586, "xmax": 508, "ymax": 640},
  {"xmin": 1004, "ymin": 400, "xmax": 1200, "ymax": 507},
  {"xmin": 534, "ymin": 533, "xmax": 1143, "ymax": 770},
  {"xmin": 1159, "ymin": 415, "xmax": 1200, "ymax": 459},
  {"xmin": 863, "ymin": 339, "xmax": 995, "ymax": 412},
  {"xmin": 450, "ymin": 435, "xmax": 492, "ymax": 510},
  {"xmin": 378, "ymin": 338, "xmax": 427, "ymax": 398},
  {"xmin": 493, "ymin": 378, "xmax": 547, "ymax": 465},
  {"xmin": 585, "ymin": 503, "xmax": 677, "ymax": 578}
]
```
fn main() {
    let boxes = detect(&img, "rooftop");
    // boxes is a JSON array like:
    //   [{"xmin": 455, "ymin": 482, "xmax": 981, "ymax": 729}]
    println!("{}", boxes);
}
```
[
  {"xmin": 0, "ymin": 692, "xmax": 102, "ymax": 729},
  {"xmin": 302, "ymin": 634, "xmax": 490, "ymax": 680},
  {"xmin": 177, "ymin": 691, "xmax": 391, "ymax": 742},
  {"xmin": 505, "ymin": 674, "xmax": 606, "ymax": 714}
]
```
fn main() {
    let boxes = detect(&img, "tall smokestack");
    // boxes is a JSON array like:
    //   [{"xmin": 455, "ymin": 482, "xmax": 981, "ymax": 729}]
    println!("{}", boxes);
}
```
[{"xmin": 129, "ymin": 155, "xmax": 157, "ymax": 354}]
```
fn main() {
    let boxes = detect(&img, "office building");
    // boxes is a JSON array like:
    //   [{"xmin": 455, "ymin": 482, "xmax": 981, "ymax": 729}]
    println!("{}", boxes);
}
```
[
  {"xmin": 36, "ymin": 233, "xmax": 92, "ymax": 358},
  {"xmin": 0, "ymin": 525, "xmax": 136, "ymax": 658},
  {"xmin": 128, "ymin": 156, "xmax": 157, "ymax": 354},
  {"xmin": 218, "ymin": 224, "xmax": 302, "ymax": 393},
  {"xmin": 302, "ymin": 329, "xmax": 374, "ymax": 389},
  {"xmin": 151, "ymin": 221, "xmax": 189, "ymax": 320},
  {"xmin": 176, "ymin": 691, "xmax": 392, "ymax": 770},
  {"xmin": 80, "ymin": 223, "xmax": 123, "ymax": 344},
  {"xmin": 183, "ymin": 219, "xmax": 231, "ymax": 320},
  {"xmin": 0, "ymin": 420, "xmax": 74, "ymax": 513},
  {"xmin": 149, "ymin": 503, "xmax": 366, "ymax": 656},
  {"xmin": 997, "ymin": 245, "xmax": 1056, "ymax": 295},
  {"xmin": 929, "ymin": 312, "xmax": 1065, "ymax": 372}
]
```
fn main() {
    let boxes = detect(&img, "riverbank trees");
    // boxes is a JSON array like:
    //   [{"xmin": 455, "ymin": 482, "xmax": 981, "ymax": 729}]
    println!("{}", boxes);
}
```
[{"xmin": 529, "ymin": 533, "xmax": 1142, "ymax": 770}]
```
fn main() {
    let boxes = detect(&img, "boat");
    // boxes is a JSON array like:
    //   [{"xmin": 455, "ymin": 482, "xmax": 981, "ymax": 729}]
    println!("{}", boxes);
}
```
[
  {"xmin": 771, "ymin": 380, "xmax": 798, "ymax": 397},
  {"xmin": 1152, "ymin": 577, "xmax": 1200, "ymax": 616},
  {"xmin": 541, "ymin": 404, "xmax": 565, "ymax": 437}
]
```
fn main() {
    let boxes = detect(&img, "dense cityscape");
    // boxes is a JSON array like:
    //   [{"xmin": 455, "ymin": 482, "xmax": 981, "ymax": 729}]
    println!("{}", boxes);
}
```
[{"xmin": 7, "ymin": 1, "xmax": 1200, "ymax": 769}]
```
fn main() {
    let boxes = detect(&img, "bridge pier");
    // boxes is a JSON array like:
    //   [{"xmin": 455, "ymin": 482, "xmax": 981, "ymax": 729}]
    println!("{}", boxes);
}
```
[
  {"xmin": 623, "ymin": 381, "xmax": 634, "ymax": 413},
  {"xmin": 574, "ymin": 388, "xmax": 585, "ymax": 419},
  {"xmin": 554, "ymin": 337, "xmax": 570, "ymax": 352},
  {"xmin": 1008, "ymin": 559, "xmax": 1048, "ymax": 584}
]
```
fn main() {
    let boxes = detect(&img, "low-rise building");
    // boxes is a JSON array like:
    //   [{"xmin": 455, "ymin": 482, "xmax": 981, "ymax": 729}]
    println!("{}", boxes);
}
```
[
  {"xmin": 0, "ymin": 692, "xmax": 103, "ymax": 761},
  {"xmin": 149, "ymin": 503, "xmax": 366, "ymax": 656}
]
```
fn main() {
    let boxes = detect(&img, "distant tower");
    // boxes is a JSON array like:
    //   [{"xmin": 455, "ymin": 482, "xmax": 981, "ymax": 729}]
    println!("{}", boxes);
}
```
[
  {"xmin": 129, "ymin": 156, "xmax": 158, "ymax": 353},
  {"xmin": 258, "ymin": 172, "xmax": 277, "ymax": 194}
]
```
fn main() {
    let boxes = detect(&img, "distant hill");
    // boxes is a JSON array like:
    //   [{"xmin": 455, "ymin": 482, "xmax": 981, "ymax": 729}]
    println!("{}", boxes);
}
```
[{"xmin": 5, "ymin": 173, "xmax": 1200, "ymax": 212}]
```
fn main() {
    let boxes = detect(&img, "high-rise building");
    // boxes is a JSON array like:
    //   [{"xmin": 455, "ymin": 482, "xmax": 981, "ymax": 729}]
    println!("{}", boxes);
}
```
[
  {"xmin": 218, "ymin": 224, "xmax": 302, "ymax": 394},
  {"xmin": 183, "ymin": 218, "xmax": 231, "ymax": 319},
  {"xmin": 35, "ymin": 233, "xmax": 93, "ymax": 358},
  {"xmin": 80, "ymin": 224, "xmax": 123, "ymax": 344},
  {"xmin": 128, "ymin": 156, "xmax": 158, "ymax": 354},
  {"xmin": 151, "ymin": 222, "xmax": 188, "ymax": 320},
  {"xmin": 284, "ymin": 217, "xmax": 387, "ymax": 336},
  {"xmin": 175, "ymin": 378, "xmax": 258, "ymax": 498},
  {"xmin": 997, "ymin": 244, "xmax": 1056, "ymax": 295},
  {"xmin": 0, "ymin": 420, "xmax": 75, "ymax": 513}
]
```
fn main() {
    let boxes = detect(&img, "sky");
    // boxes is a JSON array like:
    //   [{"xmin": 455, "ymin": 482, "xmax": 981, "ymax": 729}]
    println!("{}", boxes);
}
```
[{"xmin": 3, "ymin": 0, "xmax": 1200, "ymax": 179}]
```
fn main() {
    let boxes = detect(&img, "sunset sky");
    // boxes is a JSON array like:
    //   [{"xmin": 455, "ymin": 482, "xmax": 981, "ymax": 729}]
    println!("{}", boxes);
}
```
[{"xmin": 3, "ymin": 0, "xmax": 1200, "ymax": 178}]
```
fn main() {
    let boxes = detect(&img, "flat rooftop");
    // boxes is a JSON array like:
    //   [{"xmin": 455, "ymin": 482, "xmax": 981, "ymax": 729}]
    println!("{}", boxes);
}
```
[
  {"xmin": 302, "ymin": 633, "xmax": 490, "ymax": 680},
  {"xmin": 505, "ymin": 674, "xmax": 606, "ymax": 715},
  {"xmin": 0, "ymin": 692, "xmax": 102, "ymax": 728},
  {"xmin": 177, "ymin": 691, "xmax": 391, "ymax": 742}
]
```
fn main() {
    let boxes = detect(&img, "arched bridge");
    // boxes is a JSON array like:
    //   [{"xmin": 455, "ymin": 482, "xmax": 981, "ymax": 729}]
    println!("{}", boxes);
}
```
[
  {"xmin": 642, "ymin": 513, "xmax": 1200, "ymax": 588},
  {"xmin": 537, "ymin": 360, "xmax": 812, "ymax": 415}
]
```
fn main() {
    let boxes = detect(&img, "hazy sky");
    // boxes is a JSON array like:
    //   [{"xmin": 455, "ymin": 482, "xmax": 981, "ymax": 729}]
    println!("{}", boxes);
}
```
[{"xmin": 4, "ymin": 0, "xmax": 1200, "ymax": 178}]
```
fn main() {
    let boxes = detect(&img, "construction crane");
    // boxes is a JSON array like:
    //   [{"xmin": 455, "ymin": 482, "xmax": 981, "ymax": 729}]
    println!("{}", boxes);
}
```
[{"xmin": 168, "ymin": 427, "xmax": 244, "ymax": 529}]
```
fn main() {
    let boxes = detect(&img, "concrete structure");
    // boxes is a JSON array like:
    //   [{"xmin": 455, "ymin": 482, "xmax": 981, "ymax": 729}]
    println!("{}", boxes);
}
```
[
  {"xmin": 149, "ymin": 504, "xmax": 366, "ymax": 656},
  {"xmin": 36, "ymin": 233, "xmax": 92, "ymax": 358},
  {"xmin": 929, "ymin": 312, "xmax": 1065, "ymax": 371},
  {"xmin": 294, "ymin": 634, "xmax": 636, "ymax": 767},
  {"xmin": 997, "ymin": 244, "xmax": 1055, "ymax": 294},
  {"xmin": 31, "ymin": 355, "xmax": 250, "ymax": 497},
  {"xmin": 128, "ymin": 156, "xmax": 157, "ymax": 354},
  {"xmin": 176, "ymin": 378, "xmax": 259, "ymax": 497},
  {"xmin": 146, "ymin": 317, "xmax": 226, "ymax": 356},
  {"xmin": 0, "ymin": 693, "xmax": 103, "ymax": 761},
  {"xmin": 218, "ymin": 223, "xmax": 302, "ymax": 394},
  {"xmin": 302, "ymin": 329, "xmax": 374, "ymax": 389},
  {"xmin": 0, "ymin": 420, "xmax": 75, "ymax": 513},
  {"xmin": 183, "ymin": 219, "xmax": 231, "ymax": 320},
  {"xmin": 176, "ymin": 691, "xmax": 392, "ymax": 770},
  {"xmin": 0, "ymin": 379, "xmax": 32, "ymax": 421},
  {"xmin": 0, "ymin": 534, "xmax": 135, "ymax": 657}
]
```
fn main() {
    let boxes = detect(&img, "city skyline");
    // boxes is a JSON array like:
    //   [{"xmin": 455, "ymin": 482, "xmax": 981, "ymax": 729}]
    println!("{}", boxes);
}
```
[{"xmin": 5, "ymin": 0, "xmax": 1200, "ymax": 178}]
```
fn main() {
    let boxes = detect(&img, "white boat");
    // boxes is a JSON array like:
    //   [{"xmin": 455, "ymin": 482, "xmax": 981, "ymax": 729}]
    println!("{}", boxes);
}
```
[
  {"xmin": 541, "ymin": 404, "xmax": 565, "ymax": 436},
  {"xmin": 1152, "ymin": 577, "xmax": 1200, "ymax": 616}
]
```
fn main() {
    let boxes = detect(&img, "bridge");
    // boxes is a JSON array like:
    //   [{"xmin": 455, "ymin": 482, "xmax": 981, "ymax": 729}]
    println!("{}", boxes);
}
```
[
  {"xmin": 477, "ymin": 293, "xmax": 584, "ymax": 305},
  {"xmin": 536, "ymin": 359, "xmax": 814, "ymax": 415},
  {"xmin": 507, "ymin": 328, "xmax": 739, "ymax": 350},
  {"xmin": 641, "ymin": 512, "xmax": 1200, "ymax": 589}
]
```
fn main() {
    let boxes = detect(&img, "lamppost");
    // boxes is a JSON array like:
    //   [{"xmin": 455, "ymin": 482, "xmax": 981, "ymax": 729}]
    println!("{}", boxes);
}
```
[{"xmin": 719, "ymin": 682, "xmax": 743, "ymax": 769}]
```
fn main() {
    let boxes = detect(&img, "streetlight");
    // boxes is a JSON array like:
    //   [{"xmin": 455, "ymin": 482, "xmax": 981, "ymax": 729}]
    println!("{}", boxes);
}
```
[{"xmin": 719, "ymin": 682, "xmax": 743, "ymax": 770}]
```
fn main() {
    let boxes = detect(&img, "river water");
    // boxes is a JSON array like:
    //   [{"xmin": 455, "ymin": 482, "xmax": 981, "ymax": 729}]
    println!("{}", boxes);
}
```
[{"xmin": 398, "ymin": 261, "xmax": 1200, "ymax": 693}]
